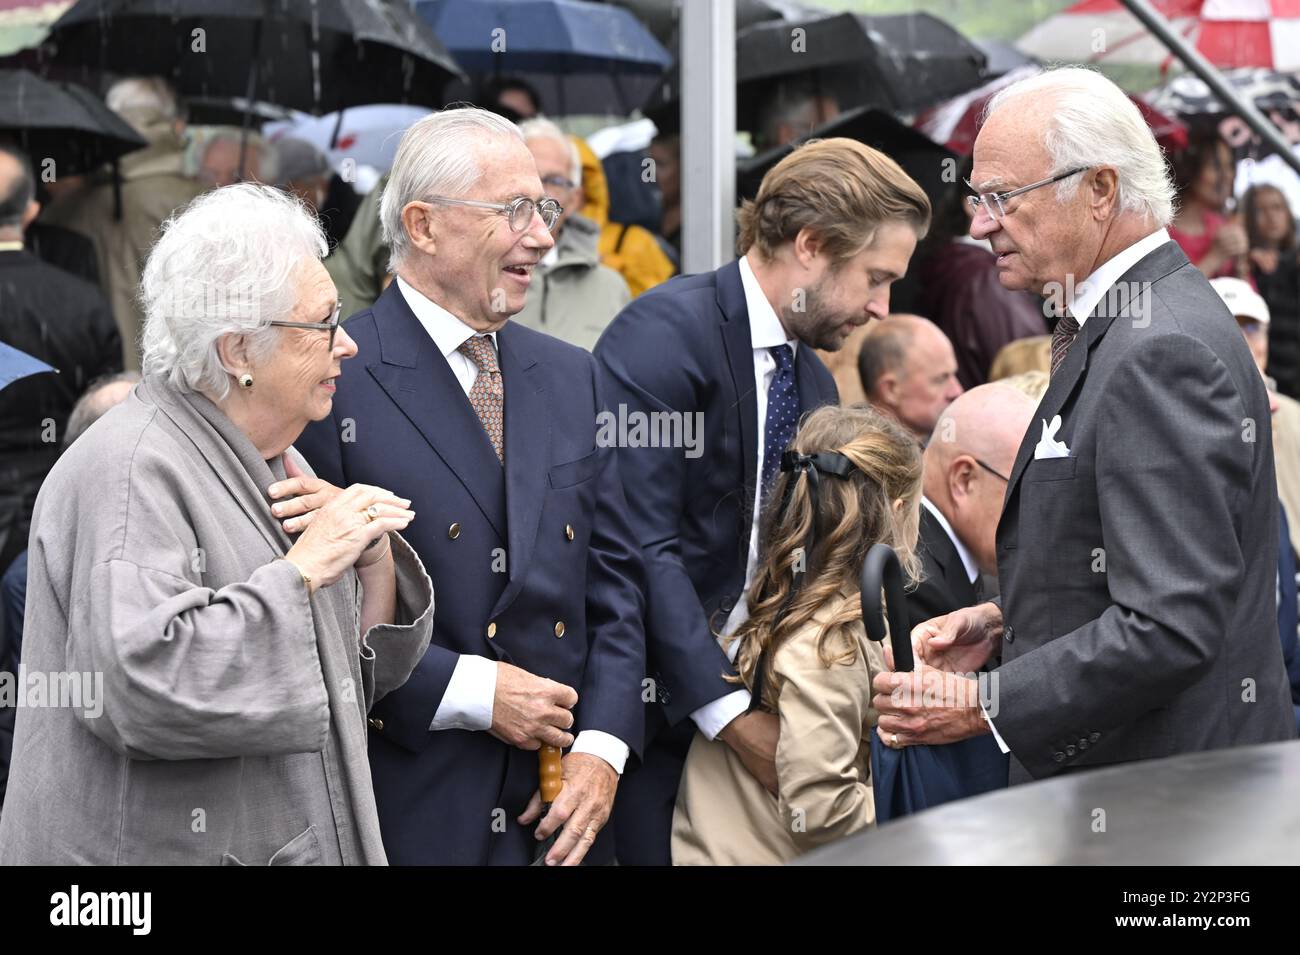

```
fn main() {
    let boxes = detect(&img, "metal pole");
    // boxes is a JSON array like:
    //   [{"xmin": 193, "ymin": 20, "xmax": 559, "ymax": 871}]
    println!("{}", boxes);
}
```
[
  {"xmin": 1118, "ymin": 0, "xmax": 1300, "ymax": 175},
  {"xmin": 680, "ymin": 0, "xmax": 735, "ymax": 273}
]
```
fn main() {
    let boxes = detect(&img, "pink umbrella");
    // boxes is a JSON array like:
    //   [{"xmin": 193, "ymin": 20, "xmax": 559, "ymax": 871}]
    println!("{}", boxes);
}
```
[
  {"xmin": 1017, "ymin": 0, "xmax": 1300, "ymax": 72},
  {"xmin": 914, "ymin": 66, "xmax": 1189, "ymax": 156}
]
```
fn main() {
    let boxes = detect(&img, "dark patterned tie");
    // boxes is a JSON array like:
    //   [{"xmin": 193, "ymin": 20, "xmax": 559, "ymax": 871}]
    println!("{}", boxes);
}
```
[
  {"xmin": 459, "ymin": 335, "xmax": 504, "ymax": 464},
  {"xmin": 1050, "ymin": 310, "xmax": 1081, "ymax": 378},
  {"xmin": 760, "ymin": 344, "xmax": 800, "ymax": 496}
]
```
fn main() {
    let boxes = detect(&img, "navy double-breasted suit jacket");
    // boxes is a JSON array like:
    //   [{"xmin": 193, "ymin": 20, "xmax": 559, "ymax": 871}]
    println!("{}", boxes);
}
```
[{"xmin": 296, "ymin": 282, "xmax": 646, "ymax": 865}]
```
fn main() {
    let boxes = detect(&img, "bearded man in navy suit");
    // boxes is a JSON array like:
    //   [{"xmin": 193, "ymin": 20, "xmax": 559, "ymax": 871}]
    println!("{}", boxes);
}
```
[{"xmin": 595, "ymin": 138, "xmax": 932, "ymax": 864}]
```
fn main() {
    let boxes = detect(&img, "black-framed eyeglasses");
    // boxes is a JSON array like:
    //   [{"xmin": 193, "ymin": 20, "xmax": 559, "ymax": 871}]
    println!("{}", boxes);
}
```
[
  {"xmin": 422, "ymin": 194, "xmax": 563, "ymax": 232},
  {"xmin": 268, "ymin": 300, "xmax": 343, "ymax": 348},
  {"xmin": 974, "ymin": 457, "xmax": 1010, "ymax": 482},
  {"xmin": 965, "ymin": 166, "xmax": 1092, "ymax": 221}
]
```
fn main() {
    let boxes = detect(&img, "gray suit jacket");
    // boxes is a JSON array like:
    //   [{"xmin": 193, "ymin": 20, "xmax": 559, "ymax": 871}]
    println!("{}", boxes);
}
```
[{"xmin": 993, "ymin": 240, "xmax": 1295, "ymax": 783}]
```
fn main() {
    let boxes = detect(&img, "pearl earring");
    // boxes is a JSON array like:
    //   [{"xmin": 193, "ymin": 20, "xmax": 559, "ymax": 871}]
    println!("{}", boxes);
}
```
[{"xmin": 238, "ymin": 373, "xmax": 254, "ymax": 389}]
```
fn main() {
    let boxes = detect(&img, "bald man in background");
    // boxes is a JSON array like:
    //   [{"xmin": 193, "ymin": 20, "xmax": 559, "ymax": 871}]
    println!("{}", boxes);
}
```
[
  {"xmin": 858, "ymin": 314, "xmax": 964, "ymax": 444},
  {"xmin": 908, "ymin": 384, "xmax": 1036, "ymax": 631}
]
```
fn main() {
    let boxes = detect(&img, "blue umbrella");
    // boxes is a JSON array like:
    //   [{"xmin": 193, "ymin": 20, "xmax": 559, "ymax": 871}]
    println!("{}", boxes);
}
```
[
  {"xmin": 0, "ymin": 342, "xmax": 55, "ymax": 392},
  {"xmin": 861, "ymin": 543, "xmax": 1009, "ymax": 823},
  {"xmin": 416, "ymin": 0, "xmax": 672, "ymax": 115}
]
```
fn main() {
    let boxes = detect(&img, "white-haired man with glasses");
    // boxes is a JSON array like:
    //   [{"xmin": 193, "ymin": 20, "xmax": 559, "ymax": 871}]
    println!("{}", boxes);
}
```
[
  {"xmin": 874, "ymin": 66, "xmax": 1295, "ymax": 783},
  {"xmin": 295, "ymin": 106, "xmax": 647, "ymax": 866},
  {"xmin": 508, "ymin": 117, "xmax": 631, "ymax": 351}
]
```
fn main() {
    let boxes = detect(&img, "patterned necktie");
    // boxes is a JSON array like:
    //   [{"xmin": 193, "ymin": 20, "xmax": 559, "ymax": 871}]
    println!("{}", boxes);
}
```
[
  {"xmin": 458, "ymin": 335, "xmax": 504, "ymax": 464},
  {"xmin": 760, "ymin": 344, "xmax": 800, "ymax": 496},
  {"xmin": 1050, "ymin": 310, "xmax": 1081, "ymax": 378}
]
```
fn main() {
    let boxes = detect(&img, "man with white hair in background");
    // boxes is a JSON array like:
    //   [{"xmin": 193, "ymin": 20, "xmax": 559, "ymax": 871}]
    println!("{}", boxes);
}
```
[
  {"xmin": 295, "ymin": 107, "xmax": 646, "ymax": 866},
  {"xmin": 510, "ymin": 118, "xmax": 630, "ymax": 351},
  {"xmin": 875, "ymin": 67, "xmax": 1295, "ymax": 783},
  {"xmin": 42, "ymin": 76, "xmax": 205, "ymax": 370},
  {"xmin": 195, "ymin": 128, "xmax": 274, "ymax": 189}
]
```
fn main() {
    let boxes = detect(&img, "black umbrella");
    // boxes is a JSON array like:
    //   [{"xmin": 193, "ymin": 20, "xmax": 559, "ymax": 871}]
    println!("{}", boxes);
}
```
[
  {"xmin": 0, "ymin": 69, "xmax": 145, "ymax": 175},
  {"xmin": 735, "ymin": 12, "xmax": 986, "ymax": 124},
  {"xmin": 972, "ymin": 38, "xmax": 1039, "ymax": 79},
  {"xmin": 644, "ymin": 11, "xmax": 986, "ymax": 143},
  {"xmin": 183, "ymin": 96, "xmax": 294, "ymax": 128},
  {"xmin": 737, "ymin": 105, "xmax": 959, "ymax": 213},
  {"xmin": 35, "ymin": 0, "xmax": 466, "ymax": 115},
  {"xmin": 601, "ymin": 0, "xmax": 820, "ymax": 48},
  {"xmin": 859, "ymin": 543, "xmax": 1008, "ymax": 823}
]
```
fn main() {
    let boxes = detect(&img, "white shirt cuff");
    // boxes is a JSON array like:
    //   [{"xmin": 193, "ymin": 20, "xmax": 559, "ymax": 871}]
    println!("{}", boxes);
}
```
[
  {"xmin": 570, "ymin": 730, "xmax": 630, "ymax": 775},
  {"xmin": 981, "ymin": 700, "xmax": 1011, "ymax": 754},
  {"xmin": 430, "ymin": 654, "xmax": 496, "ymax": 731},
  {"xmin": 690, "ymin": 690, "xmax": 752, "ymax": 740}
]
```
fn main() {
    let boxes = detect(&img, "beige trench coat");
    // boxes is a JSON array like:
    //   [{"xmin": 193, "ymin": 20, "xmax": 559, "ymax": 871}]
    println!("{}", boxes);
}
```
[{"xmin": 672, "ymin": 594, "xmax": 886, "ymax": 865}]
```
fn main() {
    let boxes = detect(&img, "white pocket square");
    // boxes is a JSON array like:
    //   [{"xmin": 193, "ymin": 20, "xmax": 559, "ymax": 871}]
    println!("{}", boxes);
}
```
[{"xmin": 1033, "ymin": 414, "xmax": 1071, "ymax": 460}]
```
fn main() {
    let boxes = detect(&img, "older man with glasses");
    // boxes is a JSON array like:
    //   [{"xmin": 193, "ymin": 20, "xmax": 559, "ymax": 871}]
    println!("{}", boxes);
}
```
[
  {"xmin": 295, "ymin": 107, "xmax": 647, "ymax": 866},
  {"xmin": 874, "ymin": 66, "xmax": 1295, "ymax": 783}
]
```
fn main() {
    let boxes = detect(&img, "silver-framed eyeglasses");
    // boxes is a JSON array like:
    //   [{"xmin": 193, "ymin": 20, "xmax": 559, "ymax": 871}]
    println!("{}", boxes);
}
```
[
  {"xmin": 423, "ymin": 194, "xmax": 563, "ymax": 232},
  {"xmin": 965, "ymin": 166, "xmax": 1092, "ymax": 221},
  {"xmin": 268, "ymin": 300, "xmax": 343, "ymax": 348}
]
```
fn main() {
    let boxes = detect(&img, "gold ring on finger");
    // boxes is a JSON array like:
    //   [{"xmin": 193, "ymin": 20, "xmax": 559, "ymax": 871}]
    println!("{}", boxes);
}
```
[
  {"xmin": 364, "ymin": 504, "xmax": 381, "ymax": 522},
  {"xmin": 890, "ymin": 733, "xmax": 900, "ymax": 749}
]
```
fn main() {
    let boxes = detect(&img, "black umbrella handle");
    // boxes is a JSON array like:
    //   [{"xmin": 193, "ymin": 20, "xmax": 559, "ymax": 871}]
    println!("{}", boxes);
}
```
[{"xmin": 860, "ymin": 543, "xmax": 914, "ymax": 673}]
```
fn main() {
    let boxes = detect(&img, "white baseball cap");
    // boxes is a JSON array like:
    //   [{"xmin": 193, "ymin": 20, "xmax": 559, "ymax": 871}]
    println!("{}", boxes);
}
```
[{"xmin": 1210, "ymin": 277, "xmax": 1270, "ymax": 326}]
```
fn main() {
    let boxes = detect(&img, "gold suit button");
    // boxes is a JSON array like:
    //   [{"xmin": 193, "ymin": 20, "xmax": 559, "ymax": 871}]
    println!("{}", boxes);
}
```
[
  {"xmin": 565, "ymin": 524, "xmax": 575, "ymax": 540},
  {"xmin": 487, "ymin": 621, "xmax": 497, "ymax": 639},
  {"xmin": 448, "ymin": 522, "xmax": 461, "ymax": 540},
  {"xmin": 554, "ymin": 621, "xmax": 566, "ymax": 638},
  {"xmin": 368, "ymin": 718, "xmax": 384, "ymax": 731}
]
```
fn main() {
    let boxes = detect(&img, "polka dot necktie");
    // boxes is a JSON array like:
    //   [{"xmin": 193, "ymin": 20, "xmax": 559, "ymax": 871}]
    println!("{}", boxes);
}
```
[
  {"xmin": 1050, "ymin": 310, "xmax": 1081, "ymax": 378},
  {"xmin": 458, "ymin": 335, "xmax": 504, "ymax": 464},
  {"xmin": 760, "ymin": 344, "xmax": 800, "ymax": 497}
]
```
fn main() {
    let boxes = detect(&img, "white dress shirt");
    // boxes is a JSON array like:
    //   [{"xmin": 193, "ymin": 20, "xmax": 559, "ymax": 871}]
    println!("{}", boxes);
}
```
[
  {"xmin": 979, "ymin": 229, "xmax": 1172, "ymax": 756},
  {"xmin": 1066, "ymin": 228, "xmax": 1171, "ymax": 327},
  {"xmin": 687, "ymin": 252, "xmax": 799, "ymax": 740},
  {"xmin": 396, "ymin": 277, "xmax": 629, "ymax": 774}
]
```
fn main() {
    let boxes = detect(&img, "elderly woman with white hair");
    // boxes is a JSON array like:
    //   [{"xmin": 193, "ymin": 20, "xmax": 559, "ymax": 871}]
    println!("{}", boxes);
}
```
[{"xmin": 0, "ymin": 184, "xmax": 434, "ymax": 865}]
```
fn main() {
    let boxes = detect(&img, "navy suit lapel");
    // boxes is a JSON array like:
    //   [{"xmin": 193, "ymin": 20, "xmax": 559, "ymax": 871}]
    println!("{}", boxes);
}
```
[
  {"xmin": 717, "ymin": 259, "xmax": 759, "ymax": 524},
  {"xmin": 490, "ymin": 324, "xmax": 547, "ymax": 620},
  {"xmin": 364, "ymin": 282, "xmax": 507, "ymax": 539}
]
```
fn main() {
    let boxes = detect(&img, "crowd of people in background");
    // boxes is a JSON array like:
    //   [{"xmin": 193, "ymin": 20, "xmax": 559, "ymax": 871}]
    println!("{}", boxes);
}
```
[{"xmin": 2, "ymin": 60, "xmax": 1300, "ymax": 864}]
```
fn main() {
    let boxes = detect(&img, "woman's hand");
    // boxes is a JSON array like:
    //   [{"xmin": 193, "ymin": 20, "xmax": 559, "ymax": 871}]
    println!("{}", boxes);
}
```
[
  {"xmin": 283, "ymin": 482, "xmax": 415, "ymax": 590},
  {"xmin": 269, "ymin": 453, "xmax": 409, "ymax": 536},
  {"xmin": 1211, "ymin": 220, "xmax": 1248, "ymax": 258}
]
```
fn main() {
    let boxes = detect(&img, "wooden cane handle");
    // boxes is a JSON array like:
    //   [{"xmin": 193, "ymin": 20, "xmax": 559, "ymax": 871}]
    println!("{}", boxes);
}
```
[{"xmin": 539, "ymin": 745, "xmax": 563, "ymax": 803}]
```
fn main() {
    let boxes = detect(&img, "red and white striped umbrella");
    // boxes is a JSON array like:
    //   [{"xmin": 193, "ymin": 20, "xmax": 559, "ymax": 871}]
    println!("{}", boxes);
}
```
[
  {"xmin": 914, "ymin": 65, "xmax": 1189, "ymax": 155},
  {"xmin": 1017, "ymin": 0, "xmax": 1300, "ymax": 71}
]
